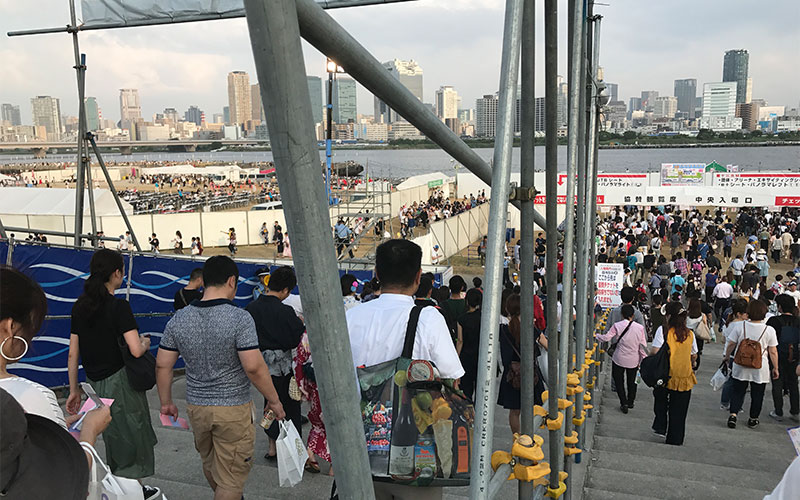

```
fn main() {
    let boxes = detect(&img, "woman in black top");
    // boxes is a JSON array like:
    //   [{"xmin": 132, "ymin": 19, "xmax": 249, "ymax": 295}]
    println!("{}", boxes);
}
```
[
  {"xmin": 66, "ymin": 249, "xmax": 158, "ymax": 496},
  {"xmin": 456, "ymin": 288, "xmax": 483, "ymax": 402}
]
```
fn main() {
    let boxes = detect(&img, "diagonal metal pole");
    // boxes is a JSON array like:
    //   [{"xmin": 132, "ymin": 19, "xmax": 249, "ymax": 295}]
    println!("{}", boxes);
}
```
[
  {"xmin": 518, "ymin": 0, "xmax": 537, "ymax": 498},
  {"xmin": 294, "ymin": 0, "xmax": 551, "ymax": 231},
  {"xmin": 68, "ymin": 0, "xmax": 85, "ymax": 247},
  {"xmin": 242, "ymin": 1, "xmax": 374, "ymax": 498},
  {"xmin": 468, "ymin": 0, "xmax": 523, "ymax": 498},
  {"xmin": 544, "ymin": 0, "xmax": 564, "ymax": 492}
]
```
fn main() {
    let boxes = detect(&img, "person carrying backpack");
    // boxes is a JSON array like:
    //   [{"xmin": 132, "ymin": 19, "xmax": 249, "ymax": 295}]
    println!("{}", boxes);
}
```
[
  {"xmin": 767, "ymin": 294, "xmax": 800, "ymax": 422},
  {"xmin": 723, "ymin": 300, "xmax": 779, "ymax": 429}
]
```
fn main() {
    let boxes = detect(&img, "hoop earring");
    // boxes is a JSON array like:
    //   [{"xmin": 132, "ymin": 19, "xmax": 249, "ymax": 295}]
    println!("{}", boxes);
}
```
[{"xmin": 0, "ymin": 336, "xmax": 29, "ymax": 361}]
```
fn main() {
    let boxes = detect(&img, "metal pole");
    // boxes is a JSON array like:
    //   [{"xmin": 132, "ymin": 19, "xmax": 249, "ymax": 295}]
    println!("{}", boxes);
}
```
[
  {"xmin": 326, "ymin": 71, "xmax": 334, "ymax": 204},
  {"xmin": 88, "ymin": 136, "xmax": 143, "ymax": 251},
  {"xmin": 544, "ymin": 0, "xmax": 562, "ymax": 491},
  {"xmin": 469, "ymin": 0, "xmax": 523, "ymax": 498},
  {"xmin": 69, "ymin": 0, "xmax": 85, "ymax": 247},
  {"xmin": 242, "ymin": 1, "xmax": 374, "ymax": 498},
  {"xmin": 0, "ymin": 217, "xmax": 7, "ymax": 240},
  {"xmin": 518, "ymin": 0, "xmax": 536, "ymax": 498},
  {"xmin": 80, "ymin": 59, "xmax": 99, "ymax": 245},
  {"xmin": 293, "ymin": 0, "xmax": 551, "ymax": 231}
]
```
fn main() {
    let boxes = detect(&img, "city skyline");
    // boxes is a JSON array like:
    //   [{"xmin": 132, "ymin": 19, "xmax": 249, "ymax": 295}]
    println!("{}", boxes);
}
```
[{"xmin": 1, "ymin": 0, "xmax": 797, "ymax": 125}]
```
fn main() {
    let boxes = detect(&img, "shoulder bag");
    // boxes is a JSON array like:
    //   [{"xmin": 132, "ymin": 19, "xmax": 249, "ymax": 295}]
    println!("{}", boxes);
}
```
[
  {"xmin": 693, "ymin": 315, "xmax": 712, "ymax": 342},
  {"xmin": 118, "ymin": 336, "xmax": 156, "ymax": 392},
  {"xmin": 733, "ymin": 323, "xmax": 767, "ymax": 369},
  {"xmin": 607, "ymin": 321, "xmax": 634, "ymax": 357}
]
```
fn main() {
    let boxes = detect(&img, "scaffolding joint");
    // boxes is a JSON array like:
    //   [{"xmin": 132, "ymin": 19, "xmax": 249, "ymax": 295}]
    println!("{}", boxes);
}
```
[
  {"xmin": 508, "ymin": 185, "xmax": 539, "ymax": 201},
  {"xmin": 545, "ymin": 480, "xmax": 568, "ymax": 499}
]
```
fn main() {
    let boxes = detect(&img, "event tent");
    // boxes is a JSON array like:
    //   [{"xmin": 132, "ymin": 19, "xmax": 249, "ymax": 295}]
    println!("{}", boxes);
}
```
[
  {"xmin": 395, "ymin": 172, "xmax": 454, "ymax": 191},
  {"xmin": 0, "ymin": 187, "xmax": 133, "ymax": 216}
]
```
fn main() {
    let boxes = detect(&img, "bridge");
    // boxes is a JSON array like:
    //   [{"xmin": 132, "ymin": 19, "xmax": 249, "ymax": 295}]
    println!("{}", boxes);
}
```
[{"xmin": 0, "ymin": 139, "xmax": 269, "ymax": 157}]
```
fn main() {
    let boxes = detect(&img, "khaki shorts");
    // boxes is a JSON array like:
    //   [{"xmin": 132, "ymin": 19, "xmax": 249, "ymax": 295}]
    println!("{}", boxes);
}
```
[{"xmin": 187, "ymin": 401, "xmax": 255, "ymax": 493}]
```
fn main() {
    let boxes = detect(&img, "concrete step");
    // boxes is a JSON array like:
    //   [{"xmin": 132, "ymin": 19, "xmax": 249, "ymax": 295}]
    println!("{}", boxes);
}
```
[{"xmin": 583, "ymin": 487, "xmax": 662, "ymax": 500}]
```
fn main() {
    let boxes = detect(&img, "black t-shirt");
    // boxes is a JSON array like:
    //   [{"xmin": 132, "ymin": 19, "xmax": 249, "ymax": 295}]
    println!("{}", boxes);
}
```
[
  {"xmin": 71, "ymin": 295, "xmax": 138, "ymax": 381},
  {"xmin": 457, "ymin": 310, "xmax": 482, "ymax": 368},
  {"xmin": 174, "ymin": 288, "xmax": 203, "ymax": 310}
]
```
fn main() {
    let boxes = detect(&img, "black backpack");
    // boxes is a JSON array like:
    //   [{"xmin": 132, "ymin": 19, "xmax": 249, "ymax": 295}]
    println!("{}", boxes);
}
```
[
  {"xmin": 640, "ymin": 337, "xmax": 670, "ymax": 388},
  {"xmin": 777, "ymin": 317, "xmax": 800, "ymax": 363}
]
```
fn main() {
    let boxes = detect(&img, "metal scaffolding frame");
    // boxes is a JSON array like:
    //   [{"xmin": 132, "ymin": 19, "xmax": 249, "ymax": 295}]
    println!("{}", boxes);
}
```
[{"xmin": 5, "ymin": 0, "xmax": 605, "ymax": 497}]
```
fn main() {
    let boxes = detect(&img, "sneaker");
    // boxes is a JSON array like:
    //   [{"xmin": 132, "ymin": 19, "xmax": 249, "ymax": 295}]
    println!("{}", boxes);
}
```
[
  {"xmin": 627, "ymin": 401, "xmax": 635, "ymax": 410},
  {"xmin": 791, "ymin": 414, "xmax": 800, "ymax": 423},
  {"xmin": 727, "ymin": 414, "xmax": 737, "ymax": 428},
  {"xmin": 720, "ymin": 404, "xmax": 730, "ymax": 411},
  {"xmin": 747, "ymin": 418, "xmax": 759, "ymax": 428},
  {"xmin": 620, "ymin": 404, "xmax": 628, "ymax": 414},
  {"xmin": 769, "ymin": 410, "xmax": 784, "ymax": 422},
  {"xmin": 652, "ymin": 429, "xmax": 666, "ymax": 437},
  {"xmin": 143, "ymin": 485, "xmax": 161, "ymax": 500}
]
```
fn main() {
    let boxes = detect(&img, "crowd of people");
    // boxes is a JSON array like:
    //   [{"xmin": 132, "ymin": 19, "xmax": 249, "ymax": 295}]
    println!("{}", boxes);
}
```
[{"xmin": 396, "ymin": 189, "xmax": 487, "ymax": 239}]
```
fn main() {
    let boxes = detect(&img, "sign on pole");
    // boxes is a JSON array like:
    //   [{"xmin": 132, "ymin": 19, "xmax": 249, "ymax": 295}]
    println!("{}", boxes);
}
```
[{"xmin": 595, "ymin": 263, "xmax": 624, "ymax": 308}]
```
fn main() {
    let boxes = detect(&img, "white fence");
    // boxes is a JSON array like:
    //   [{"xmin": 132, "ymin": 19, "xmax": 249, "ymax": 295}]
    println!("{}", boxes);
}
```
[{"xmin": 414, "ymin": 202, "xmax": 491, "ymax": 265}]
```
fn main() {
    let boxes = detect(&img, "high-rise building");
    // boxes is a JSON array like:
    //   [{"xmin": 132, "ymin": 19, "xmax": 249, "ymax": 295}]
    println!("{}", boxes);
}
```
[
  {"xmin": 458, "ymin": 108, "xmax": 474, "ymax": 124},
  {"xmin": 653, "ymin": 96, "xmax": 678, "ymax": 118},
  {"xmin": 374, "ymin": 59, "xmax": 423, "ymax": 124},
  {"xmin": 223, "ymin": 106, "xmax": 230, "ymax": 124},
  {"xmin": 30, "ymin": 96, "xmax": 62, "ymax": 141},
  {"xmin": 250, "ymin": 83, "xmax": 264, "ymax": 123},
  {"xmin": 435, "ymin": 86, "xmax": 459, "ymax": 122},
  {"xmin": 673, "ymin": 79, "xmax": 697, "ymax": 119},
  {"xmin": 1, "ymin": 104, "xmax": 22, "ymax": 126},
  {"xmin": 119, "ymin": 89, "xmax": 141, "ymax": 123},
  {"xmin": 605, "ymin": 83, "xmax": 618, "ymax": 103},
  {"xmin": 534, "ymin": 97, "xmax": 546, "ymax": 132},
  {"xmin": 722, "ymin": 49, "xmax": 749, "ymax": 104},
  {"xmin": 163, "ymin": 107, "xmax": 179, "ymax": 123},
  {"xmin": 605, "ymin": 101, "xmax": 627, "ymax": 129},
  {"xmin": 227, "ymin": 71, "xmax": 252, "ymax": 125},
  {"xmin": 736, "ymin": 102, "xmax": 760, "ymax": 131},
  {"xmin": 628, "ymin": 97, "xmax": 642, "ymax": 114},
  {"xmin": 640, "ymin": 91, "xmax": 659, "ymax": 112},
  {"xmin": 185, "ymin": 106, "xmax": 203, "ymax": 126},
  {"xmin": 307, "ymin": 76, "xmax": 323, "ymax": 124},
  {"xmin": 83, "ymin": 97, "xmax": 100, "ymax": 131},
  {"xmin": 700, "ymin": 82, "xmax": 741, "ymax": 131},
  {"xmin": 332, "ymin": 77, "xmax": 357, "ymax": 124},
  {"xmin": 557, "ymin": 76, "xmax": 568, "ymax": 127},
  {"xmin": 475, "ymin": 94, "xmax": 498, "ymax": 137}
]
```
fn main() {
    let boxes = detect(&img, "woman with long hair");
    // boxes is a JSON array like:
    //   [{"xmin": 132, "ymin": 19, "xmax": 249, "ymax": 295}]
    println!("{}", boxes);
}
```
[
  {"xmin": 686, "ymin": 298, "xmax": 710, "ymax": 370},
  {"xmin": 498, "ymin": 293, "xmax": 523, "ymax": 434},
  {"xmin": 66, "ymin": 249, "xmax": 160, "ymax": 499},
  {"xmin": 650, "ymin": 301, "xmax": 698, "ymax": 445}
]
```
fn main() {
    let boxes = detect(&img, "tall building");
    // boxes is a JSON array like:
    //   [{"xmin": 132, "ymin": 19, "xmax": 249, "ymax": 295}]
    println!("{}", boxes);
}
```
[
  {"xmin": 534, "ymin": 97, "xmax": 546, "ymax": 132},
  {"xmin": 628, "ymin": 97, "xmax": 642, "ymax": 114},
  {"xmin": 640, "ymin": 91, "xmax": 659, "ymax": 112},
  {"xmin": 673, "ymin": 79, "xmax": 697, "ymax": 119},
  {"xmin": 30, "ymin": 96, "xmax": 61, "ymax": 141},
  {"xmin": 736, "ymin": 101, "xmax": 760, "ymax": 131},
  {"xmin": 435, "ymin": 86, "xmax": 459, "ymax": 122},
  {"xmin": 119, "ymin": 89, "xmax": 141, "ymax": 122},
  {"xmin": 700, "ymin": 82, "xmax": 741, "ymax": 131},
  {"xmin": 458, "ymin": 108, "xmax": 474, "ymax": 124},
  {"xmin": 653, "ymin": 96, "xmax": 677, "ymax": 118},
  {"xmin": 185, "ymin": 106, "xmax": 203, "ymax": 126},
  {"xmin": 1, "ymin": 104, "xmax": 22, "ymax": 126},
  {"xmin": 83, "ymin": 97, "xmax": 100, "ymax": 131},
  {"xmin": 333, "ymin": 77, "xmax": 357, "ymax": 124},
  {"xmin": 722, "ymin": 49, "xmax": 749, "ymax": 104},
  {"xmin": 227, "ymin": 71, "xmax": 252, "ymax": 125},
  {"xmin": 475, "ymin": 94, "xmax": 498, "ymax": 137},
  {"xmin": 223, "ymin": 106, "xmax": 230, "ymax": 124},
  {"xmin": 605, "ymin": 83, "xmax": 618, "ymax": 103},
  {"xmin": 163, "ymin": 107, "xmax": 179, "ymax": 123},
  {"xmin": 374, "ymin": 59, "xmax": 423, "ymax": 124},
  {"xmin": 250, "ymin": 83, "xmax": 264, "ymax": 123},
  {"xmin": 307, "ymin": 76, "xmax": 323, "ymax": 124},
  {"xmin": 557, "ymin": 76, "xmax": 568, "ymax": 127}
]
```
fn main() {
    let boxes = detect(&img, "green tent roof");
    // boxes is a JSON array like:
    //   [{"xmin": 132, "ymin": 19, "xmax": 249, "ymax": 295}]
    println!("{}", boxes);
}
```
[{"xmin": 705, "ymin": 161, "xmax": 727, "ymax": 172}]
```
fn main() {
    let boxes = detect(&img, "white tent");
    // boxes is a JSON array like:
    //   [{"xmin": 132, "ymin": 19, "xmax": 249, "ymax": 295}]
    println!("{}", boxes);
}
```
[
  {"xmin": 0, "ymin": 187, "xmax": 133, "ymax": 216},
  {"xmin": 395, "ymin": 172, "xmax": 454, "ymax": 191}
]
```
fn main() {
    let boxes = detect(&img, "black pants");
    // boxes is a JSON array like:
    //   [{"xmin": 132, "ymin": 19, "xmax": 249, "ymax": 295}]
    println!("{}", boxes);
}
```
[
  {"xmin": 723, "ymin": 246, "xmax": 731, "ymax": 258},
  {"xmin": 264, "ymin": 374, "xmax": 303, "ymax": 442},
  {"xmin": 772, "ymin": 249, "xmax": 781, "ymax": 263},
  {"xmin": 611, "ymin": 361, "xmax": 638, "ymax": 407},
  {"xmin": 760, "ymin": 239, "xmax": 769, "ymax": 251},
  {"xmin": 714, "ymin": 298, "xmax": 729, "ymax": 326},
  {"xmin": 336, "ymin": 237, "xmax": 354, "ymax": 258},
  {"xmin": 729, "ymin": 378, "xmax": 766, "ymax": 420},
  {"xmin": 652, "ymin": 387, "xmax": 692, "ymax": 445},
  {"xmin": 772, "ymin": 359, "xmax": 800, "ymax": 417},
  {"xmin": 694, "ymin": 338, "xmax": 704, "ymax": 370}
]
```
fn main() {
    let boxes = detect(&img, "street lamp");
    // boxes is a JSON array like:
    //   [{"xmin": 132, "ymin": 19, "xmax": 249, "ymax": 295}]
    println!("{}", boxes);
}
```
[{"xmin": 325, "ymin": 58, "xmax": 345, "ymax": 205}]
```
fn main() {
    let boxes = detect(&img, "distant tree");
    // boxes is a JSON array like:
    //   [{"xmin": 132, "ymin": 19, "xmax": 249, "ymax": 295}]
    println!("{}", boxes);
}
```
[
  {"xmin": 750, "ymin": 130, "xmax": 762, "ymax": 137},
  {"xmin": 696, "ymin": 129, "xmax": 716, "ymax": 141},
  {"xmin": 622, "ymin": 130, "xmax": 638, "ymax": 140}
]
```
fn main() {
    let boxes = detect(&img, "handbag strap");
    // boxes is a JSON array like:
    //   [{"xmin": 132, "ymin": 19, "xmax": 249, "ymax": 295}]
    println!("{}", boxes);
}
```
[
  {"xmin": 79, "ymin": 441, "xmax": 109, "ymax": 482},
  {"xmin": 402, "ymin": 305, "xmax": 425, "ymax": 359},
  {"xmin": 615, "ymin": 320, "xmax": 634, "ymax": 345},
  {"xmin": 503, "ymin": 325, "xmax": 521, "ymax": 359}
]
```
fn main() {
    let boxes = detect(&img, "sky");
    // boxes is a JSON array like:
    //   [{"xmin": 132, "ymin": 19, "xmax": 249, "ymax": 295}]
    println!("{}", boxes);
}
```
[{"xmin": 1, "ymin": 0, "xmax": 798, "ymax": 125}]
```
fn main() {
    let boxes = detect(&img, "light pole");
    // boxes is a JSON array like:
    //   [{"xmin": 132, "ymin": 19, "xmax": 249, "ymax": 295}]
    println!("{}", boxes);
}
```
[{"xmin": 326, "ymin": 58, "xmax": 345, "ymax": 204}]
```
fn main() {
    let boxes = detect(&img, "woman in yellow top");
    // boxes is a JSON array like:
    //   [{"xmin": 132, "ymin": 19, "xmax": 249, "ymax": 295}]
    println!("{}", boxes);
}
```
[{"xmin": 650, "ymin": 301, "xmax": 698, "ymax": 445}]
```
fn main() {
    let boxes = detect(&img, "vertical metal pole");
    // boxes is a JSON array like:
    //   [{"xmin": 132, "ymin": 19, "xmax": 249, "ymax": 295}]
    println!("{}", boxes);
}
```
[
  {"xmin": 518, "ymin": 0, "xmax": 536, "ymax": 498},
  {"xmin": 0, "ymin": 217, "xmax": 7, "ymax": 240},
  {"xmin": 469, "ymin": 0, "xmax": 523, "ymax": 497},
  {"xmin": 69, "ymin": 0, "xmax": 85, "ymax": 247},
  {"xmin": 88, "ymin": 136, "xmax": 143, "ymax": 251},
  {"xmin": 80, "ymin": 59, "xmax": 99, "ymax": 245},
  {"xmin": 242, "ymin": 1, "xmax": 374, "ymax": 498},
  {"xmin": 544, "ymin": 0, "xmax": 562, "ymax": 491},
  {"xmin": 326, "ymin": 71, "xmax": 334, "ymax": 204}
]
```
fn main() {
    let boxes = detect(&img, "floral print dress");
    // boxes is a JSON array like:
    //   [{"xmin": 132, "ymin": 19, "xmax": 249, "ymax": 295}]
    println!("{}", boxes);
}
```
[{"xmin": 293, "ymin": 332, "xmax": 330, "ymax": 463}]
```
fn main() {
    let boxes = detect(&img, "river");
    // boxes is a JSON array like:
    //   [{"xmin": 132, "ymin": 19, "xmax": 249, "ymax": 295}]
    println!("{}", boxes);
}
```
[{"xmin": 2, "ymin": 145, "xmax": 798, "ymax": 178}]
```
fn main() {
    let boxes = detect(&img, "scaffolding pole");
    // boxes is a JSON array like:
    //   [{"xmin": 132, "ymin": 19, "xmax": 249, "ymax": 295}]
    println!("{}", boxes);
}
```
[
  {"xmin": 518, "ymin": 0, "xmax": 536, "ymax": 498},
  {"xmin": 469, "ymin": 0, "xmax": 523, "ymax": 497},
  {"xmin": 242, "ymin": 1, "xmax": 374, "ymax": 498},
  {"xmin": 69, "ymin": 0, "xmax": 85, "ymax": 247}
]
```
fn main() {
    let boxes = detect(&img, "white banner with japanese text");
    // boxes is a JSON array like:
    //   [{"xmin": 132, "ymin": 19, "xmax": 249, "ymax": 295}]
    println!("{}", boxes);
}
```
[{"xmin": 596, "ymin": 263, "xmax": 624, "ymax": 308}]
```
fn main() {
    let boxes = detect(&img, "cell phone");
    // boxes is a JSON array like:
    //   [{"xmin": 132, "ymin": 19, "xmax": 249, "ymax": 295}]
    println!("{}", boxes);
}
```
[{"xmin": 80, "ymin": 382, "xmax": 104, "ymax": 409}]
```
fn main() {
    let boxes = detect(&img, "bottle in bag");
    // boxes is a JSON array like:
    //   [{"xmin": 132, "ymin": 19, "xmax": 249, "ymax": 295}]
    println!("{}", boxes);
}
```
[{"xmin": 389, "ymin": 388, "xmax": 417, "ymax": 476}]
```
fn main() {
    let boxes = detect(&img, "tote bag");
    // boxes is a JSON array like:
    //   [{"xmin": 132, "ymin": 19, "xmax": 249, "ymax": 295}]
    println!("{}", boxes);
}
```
[
  {"xmin": 81, "ymin": 442, "xmax": 144, "ymax": 500},
  {"xmin": 277, "ymin": 421, "xmax": 308, "ymax": 487},
  {"xmin": 117, "ymin": 337, "xmax": 156, "ymax": 392}
]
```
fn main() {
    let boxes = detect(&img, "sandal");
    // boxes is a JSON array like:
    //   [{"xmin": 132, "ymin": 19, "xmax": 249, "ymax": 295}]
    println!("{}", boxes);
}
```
[{"xmin": 305, "ymin": 460, "xmax": 321, "ymax": 473}]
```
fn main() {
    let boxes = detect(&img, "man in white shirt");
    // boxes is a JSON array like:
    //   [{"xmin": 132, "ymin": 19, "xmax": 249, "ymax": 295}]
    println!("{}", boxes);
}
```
[
  {"xmin": 712, "ymin": 277, "xmax": 735, "ymax": 329},
  {"xmin": 346, "ymin": 240, "xmax": 463, "ymax": 500},
  {"xmin": 430, "ymin": 244, "xmax": 443, "ymax": 265},
  {"xmin": 785, "ymin": 281, "xmax": 800, "ymax": 307}
]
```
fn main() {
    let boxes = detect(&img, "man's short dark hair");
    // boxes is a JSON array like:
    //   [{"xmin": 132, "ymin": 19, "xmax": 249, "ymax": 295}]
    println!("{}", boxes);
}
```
[
  {"xmin": 189, "ymin": 268, "xmax": 203, "ymax": 281},
  {"xmin": 375, "ymin": 239, "xmax": 422, "ymax": 288},
  {"xmin": 620, "ymin": 286, "xmax": 636, "ymax": 304},
  {"xmin": 268, "ymin": 266, "xmax": 297, "ymax": 292},
  {"xmin": 620, "ymin": 304, "xmax": 635, "ymax": 319},
  {"xmin": 415, "ymin": 274, "xmax": 434, "ymax": 298},
  {"xmin": 776, "ymin": 294, "xmax": 797, "ymax": 314},
  {"xmin": 466, "ymin": 288, "xmax": 482, "ymax": 308},
  {"xmin": 449, "ymin": 275, "xmax": 466, "ymax": 294},
  {"xmin": 203, "ymin": 256, "xmax": 239, "ymax": 288},
  {"xmin": 472, "ymin": 277, "xmax": 482, "ymax": 289}
]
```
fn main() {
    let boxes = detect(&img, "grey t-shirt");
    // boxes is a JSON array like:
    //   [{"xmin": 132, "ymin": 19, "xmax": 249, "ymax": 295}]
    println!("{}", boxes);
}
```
[{"xmin": 160, "ymin": 298, "xmax": 260, "ymax": 406}]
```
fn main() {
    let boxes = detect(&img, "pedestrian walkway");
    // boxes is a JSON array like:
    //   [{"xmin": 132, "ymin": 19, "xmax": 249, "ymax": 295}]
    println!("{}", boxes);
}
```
[{"xmin": 584, "ymin": 341, "xmax": 796, "ymax": 499}]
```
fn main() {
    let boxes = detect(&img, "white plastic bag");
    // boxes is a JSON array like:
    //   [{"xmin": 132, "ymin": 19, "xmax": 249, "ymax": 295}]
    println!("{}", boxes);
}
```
[
  {"xmin": 537, "ymin": 349, "xmax": 549, "ymax": 387},
  {"xmin": 710, "ymin": 365, "xmax": 728, "ymax": 392},
  {"xmin": 81, "ymin": 442, "xmax": 144, "ymax": 500},
  {"xmin": 276, "ymin": 420, "xmax": 308, "ymax": 487}
]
